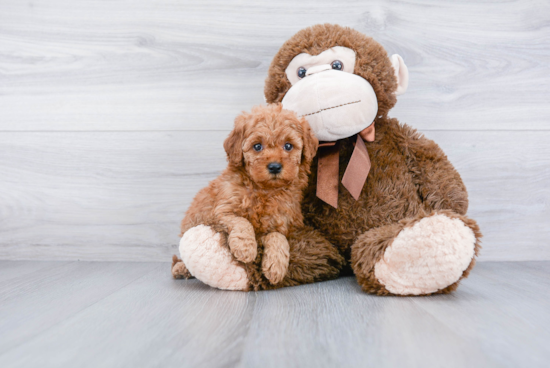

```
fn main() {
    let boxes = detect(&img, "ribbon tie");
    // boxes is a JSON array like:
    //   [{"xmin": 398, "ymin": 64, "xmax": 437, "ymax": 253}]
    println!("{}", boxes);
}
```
[{"xmin": 316, "ymin": 134, "xmax": 371, "ymax": 208}]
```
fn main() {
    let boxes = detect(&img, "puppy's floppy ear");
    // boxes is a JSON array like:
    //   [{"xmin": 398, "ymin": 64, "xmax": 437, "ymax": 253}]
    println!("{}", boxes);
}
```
[
  {"xmin": 224, "ymin": 113, "xmax": 248, "ymax": 166},
  {"xmin": 300, "ymin": 117, "xmax": 319, "ymax": 164}
]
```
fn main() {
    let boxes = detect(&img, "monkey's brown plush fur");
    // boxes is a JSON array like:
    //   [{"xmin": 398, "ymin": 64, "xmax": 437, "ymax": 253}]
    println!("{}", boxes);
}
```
[
  {"xmin": 175, "ymin": 104, "xmax": 321, "ymax": 285},
  {"xmin": 257, "ymin": 24, "xmax": 481, "ymax": 295}
]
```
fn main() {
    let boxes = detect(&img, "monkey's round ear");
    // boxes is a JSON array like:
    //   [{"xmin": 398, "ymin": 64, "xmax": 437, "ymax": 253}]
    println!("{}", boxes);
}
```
[{"xmin": 390, "ymin": 54, "xmax": 409, "ymax": 96}]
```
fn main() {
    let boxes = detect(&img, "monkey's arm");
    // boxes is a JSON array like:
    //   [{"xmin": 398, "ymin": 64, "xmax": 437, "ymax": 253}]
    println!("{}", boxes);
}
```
[{"xmin": 399, "ymin": 123, "xmax": 469, "ymax": 215}]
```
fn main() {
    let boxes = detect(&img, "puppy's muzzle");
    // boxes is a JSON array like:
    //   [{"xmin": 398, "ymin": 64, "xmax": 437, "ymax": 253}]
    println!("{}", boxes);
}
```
[{"xmin": 267, "ymin": 162, "xmax": 282, "ymax": 174}]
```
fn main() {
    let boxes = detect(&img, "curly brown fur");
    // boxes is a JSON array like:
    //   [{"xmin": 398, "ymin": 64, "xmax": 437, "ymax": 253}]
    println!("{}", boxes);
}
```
[
  {"xmin": 179, "ymin": 104, "xmax": 318, "ymax": 285},
  {"xmin": 262, "ymin": 24, "xmax": 482, "ymax": 295}
]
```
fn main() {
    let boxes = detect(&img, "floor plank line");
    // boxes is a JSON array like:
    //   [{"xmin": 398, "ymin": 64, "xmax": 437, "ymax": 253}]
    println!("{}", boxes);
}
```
[
  {"xmin": 0, "ymin": 262, "xmax": 160, "ymax": 355},
  {"xmin": 0, "ymin": 261, "xmax": 548, "ymax": 367}
]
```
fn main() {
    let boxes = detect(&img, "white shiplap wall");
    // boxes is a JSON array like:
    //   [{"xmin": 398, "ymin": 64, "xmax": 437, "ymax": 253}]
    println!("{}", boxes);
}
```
[{"xmin": 1, "ymin": 0, "xmax": 549, "ymax": 261}]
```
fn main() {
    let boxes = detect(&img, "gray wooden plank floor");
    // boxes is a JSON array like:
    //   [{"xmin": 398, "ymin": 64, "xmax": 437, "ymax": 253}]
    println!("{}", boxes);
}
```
[{"xmin": 0, "ymin": 261, "xmax": 548, "ymax": 368}]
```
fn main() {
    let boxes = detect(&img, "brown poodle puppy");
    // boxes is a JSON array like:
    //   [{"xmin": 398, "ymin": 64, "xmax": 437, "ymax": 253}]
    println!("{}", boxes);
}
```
[{"xmin": 174, "ymin": 104, "xmax": 318, "ymax": 285}]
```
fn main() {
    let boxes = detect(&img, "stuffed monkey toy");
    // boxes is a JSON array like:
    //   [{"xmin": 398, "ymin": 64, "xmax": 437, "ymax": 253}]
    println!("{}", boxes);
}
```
[{"xmin": 173, "ymin": 24, "xmax": 481, "ymax": 296}]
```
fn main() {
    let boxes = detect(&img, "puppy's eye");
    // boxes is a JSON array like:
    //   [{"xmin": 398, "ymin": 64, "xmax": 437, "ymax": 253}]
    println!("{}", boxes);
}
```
[
  {"xmin": 284, "ymin": 143, "xmax": 293, "ymax": 151},
  {"xmin": 331, "ymin": 60, "xmax": 343, "ymax": 71},
  {"xmin": 253, "ymin": 143, "xmax": 263, "ymax": 152},
  {"xmin": 297, "ymin": 67, "xmax": 307, "ymax": 79}
]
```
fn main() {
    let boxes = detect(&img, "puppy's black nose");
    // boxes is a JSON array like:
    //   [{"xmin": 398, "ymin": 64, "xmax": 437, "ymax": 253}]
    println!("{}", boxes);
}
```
[{"xmin": 267, "ymin": 162, "xmax": 282, "ymax": 174}]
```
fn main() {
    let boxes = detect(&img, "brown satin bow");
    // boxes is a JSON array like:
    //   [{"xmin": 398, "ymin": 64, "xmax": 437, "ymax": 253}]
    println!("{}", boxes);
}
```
[{"xmin": 316, "ymin": 134, "xmax": 371, "ymax": 208}]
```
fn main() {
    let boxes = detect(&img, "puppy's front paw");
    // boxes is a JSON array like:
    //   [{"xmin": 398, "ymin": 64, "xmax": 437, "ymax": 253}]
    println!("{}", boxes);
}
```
[
  {"xmin": 262, "ymin": 257, "xmax": 288, "ymax": 285},
  {"xmin": 262, "ymin": 232, "xmax": 290, "ymax": 285},
  {"xmin": 228, "ymin": 230, "xmax": 258, "ymax": 263}
]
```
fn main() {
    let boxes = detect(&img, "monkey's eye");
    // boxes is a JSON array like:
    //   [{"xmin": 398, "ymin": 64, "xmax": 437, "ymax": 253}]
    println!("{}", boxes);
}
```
[
  {"xmin": 297, "ymin": 67, "xmax": 307, "ymax": 79},
  {"xmin": 284, "ymin": 143, "xmax": 293, "ymax": 151},
  {"xmin": 331, "ymin": 60, "xmax": 343, "ymax": 71},
  {"xmin": 253, "ymin": 143, "xmax": 263, "ymax": 152}
]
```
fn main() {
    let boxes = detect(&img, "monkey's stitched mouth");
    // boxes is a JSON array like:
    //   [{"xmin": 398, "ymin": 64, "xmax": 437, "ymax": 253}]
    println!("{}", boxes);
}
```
[{"xmin": 300, "ymin": 100, "xmax": 361, "ymax": 117}]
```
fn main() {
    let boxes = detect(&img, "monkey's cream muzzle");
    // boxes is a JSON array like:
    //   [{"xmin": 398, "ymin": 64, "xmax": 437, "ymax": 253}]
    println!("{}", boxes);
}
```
[{"xmin": 282, "ymin": 68, "xmax": 377, "ymax": 142}]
